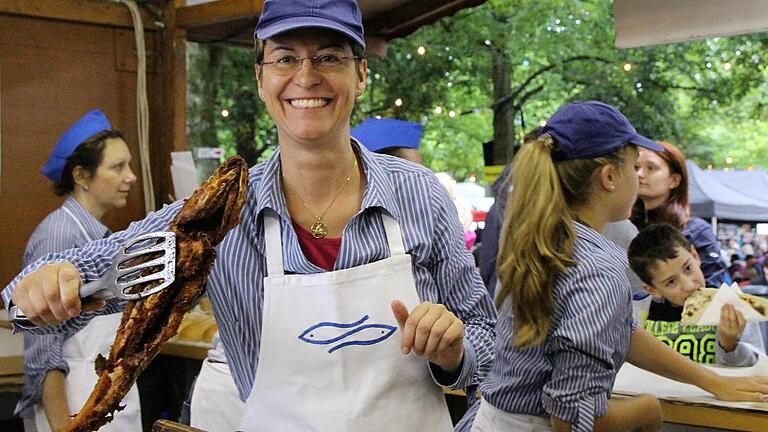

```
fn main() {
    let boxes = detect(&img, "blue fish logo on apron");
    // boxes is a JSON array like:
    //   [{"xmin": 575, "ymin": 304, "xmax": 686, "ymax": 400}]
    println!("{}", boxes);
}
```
[{"xmin": 298, "ymin": 315, "xmax": 397, "ymax": 353}]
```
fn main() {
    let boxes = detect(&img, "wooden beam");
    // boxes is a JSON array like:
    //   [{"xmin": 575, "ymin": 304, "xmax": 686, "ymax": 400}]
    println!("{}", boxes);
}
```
[
  {"xmin": 159, "ymin": 0, "xmax": 189, "ymax": 205},
  {"xmin": 0, "ymin": 0, "xmax": 158, "ymax": 30},
  {"xmin": 176, "ymin": 0, "xmax": 263, "ymax": 28},
  {"xmin": 365, "ymin": 0, "xmax": 486, "ymax": 39}
]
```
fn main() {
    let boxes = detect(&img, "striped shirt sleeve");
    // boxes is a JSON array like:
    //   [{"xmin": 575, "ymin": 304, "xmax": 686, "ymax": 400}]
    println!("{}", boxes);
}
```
[
  {"xmin": 2, "ymin": 202, "xmax": 182, "ymax": 333},
  {"xmin": 424, "ymin": 178, "xmax": 495, "ymax": 389},
  {"xmin": 542, "ymin": 267, "xmax": 629, "ymax": 431}
]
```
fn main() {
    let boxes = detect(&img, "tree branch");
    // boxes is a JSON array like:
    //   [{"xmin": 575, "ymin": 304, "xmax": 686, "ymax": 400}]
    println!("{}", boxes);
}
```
[
  {"xmin": 644, "ymin": 79, "xmax": 717, "ymax": 95},
  {"xmin": 492, "ymin": 55, "xmax": 612, "ymax": 111},
  {"xmin": 514, "ymin": 85, "xmax": 544, "ymax": 109}
]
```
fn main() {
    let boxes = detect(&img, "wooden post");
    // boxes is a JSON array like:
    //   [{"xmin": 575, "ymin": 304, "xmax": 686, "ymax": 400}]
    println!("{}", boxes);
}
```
[{"xmin": 157, "ymin": 0, "xmax": 188, "ymax": 204}]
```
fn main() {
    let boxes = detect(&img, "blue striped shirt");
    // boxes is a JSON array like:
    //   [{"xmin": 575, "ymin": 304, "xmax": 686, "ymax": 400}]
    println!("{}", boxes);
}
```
[
  {"xmin": 16, "ymin": 197, "xmax": 110, "ymax": 415},
  {"xmin": 474, "ymin": 222, "xmax": 636, "ymax": 432},
  {"xmin": 3, "ymin": 142, "xmax": 497, "ymax": 401}
]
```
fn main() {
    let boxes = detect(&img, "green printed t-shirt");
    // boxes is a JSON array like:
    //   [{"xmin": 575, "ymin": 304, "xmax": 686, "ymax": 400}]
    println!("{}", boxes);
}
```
[
  {"xmin": 637, "ymin": 299, "xmax": 717, "ymax": 364},
  {"xmin": 642, "ymin": 319, "xmax": 717, "ymax": 364}
]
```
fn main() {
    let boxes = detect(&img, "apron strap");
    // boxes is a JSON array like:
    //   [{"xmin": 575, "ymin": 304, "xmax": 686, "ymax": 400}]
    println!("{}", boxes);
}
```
[
  {"xmin": 381, "ymin": 213, "xmax": 406, "ymax": 256},
  {"xmin": 62, "ymin": 207, "xmax": 94, "ymax": 242},
  {"xmin": 263, "ymin": 210, "xmax": 284, "ymax": 276}
]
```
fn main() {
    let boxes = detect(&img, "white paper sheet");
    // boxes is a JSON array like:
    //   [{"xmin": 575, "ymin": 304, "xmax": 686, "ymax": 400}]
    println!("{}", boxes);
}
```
[
  {"xmin": 170, "ymin": 151, "xmax": 200, "ymax": 200},
  {"xmin": 697, "ymin": 283, "xmax": 766, "ymax": 325},
  {"xmin": 613, "ymin": 355, "xmax": 768, "ymax": 411}
]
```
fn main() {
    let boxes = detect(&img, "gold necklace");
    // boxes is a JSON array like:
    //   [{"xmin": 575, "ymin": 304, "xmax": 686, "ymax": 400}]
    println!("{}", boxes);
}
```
[{"xmin": 285, "ymin": 156, "xmax": 358, "ymax": 239}]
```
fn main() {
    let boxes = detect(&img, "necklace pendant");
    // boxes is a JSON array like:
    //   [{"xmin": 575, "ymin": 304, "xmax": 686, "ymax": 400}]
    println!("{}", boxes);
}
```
[{"xmin": 310, "ymin": 221, "xmax": 328, "ymax": 239}]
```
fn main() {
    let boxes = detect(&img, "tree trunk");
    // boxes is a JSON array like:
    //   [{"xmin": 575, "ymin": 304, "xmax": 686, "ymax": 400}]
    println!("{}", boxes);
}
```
[
  {"xmin": 232, "ymin": 87, "xmax": 259, "ymax": 166},
  {"xmin": 492, "ymin": 52, "xmax": 515, "ymax": 165},
  {"xmin": 188, "ymin": 45, "xmax": 225, "ymax": 179}
]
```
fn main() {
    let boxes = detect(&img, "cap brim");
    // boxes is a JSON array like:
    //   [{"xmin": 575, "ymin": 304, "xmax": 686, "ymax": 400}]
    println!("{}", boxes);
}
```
[
  {"xmin": 629, "ymin": 133, "xmax": 663, "ymax": 152},
  {"xmin": 256, "ymin": 17, "xmax": 365, "ymax": 49}
]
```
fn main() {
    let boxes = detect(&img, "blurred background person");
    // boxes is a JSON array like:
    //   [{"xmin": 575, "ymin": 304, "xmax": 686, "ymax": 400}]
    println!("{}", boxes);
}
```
[
  {"xmin": 16, "ymin": 110, "xmax": 140, "ymax": 432},
  {"xmin": 435, "ymin": 172, "xmax": 477, "ymax": 250},
  {"xmin": 633, "ymin": 140, "xmax": 730, "ymax": 287},
  {"xmin": 351, "ymin": 118, "xmax": 422, "ymax": 164}
]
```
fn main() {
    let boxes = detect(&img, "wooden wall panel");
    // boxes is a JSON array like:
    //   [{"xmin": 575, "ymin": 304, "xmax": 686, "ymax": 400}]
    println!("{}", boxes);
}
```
[{"xmin": 0, "ymin": 14, "xmax": 161, "ymax": 288}]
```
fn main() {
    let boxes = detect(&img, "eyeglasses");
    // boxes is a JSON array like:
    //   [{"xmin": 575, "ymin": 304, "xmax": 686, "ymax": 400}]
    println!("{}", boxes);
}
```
[{"xmin": 259, "ymin": 54, "xmax": 361, "ymax": 74}]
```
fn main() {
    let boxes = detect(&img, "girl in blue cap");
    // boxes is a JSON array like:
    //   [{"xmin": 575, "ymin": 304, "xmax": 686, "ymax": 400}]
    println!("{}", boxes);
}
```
[
  {"xmin": 459, "ymin": 101, "xmax": 768, "ymax": 432},
  {"xmin": 17, "ymin": 110, "xmax": 140, "ymax": 432}
]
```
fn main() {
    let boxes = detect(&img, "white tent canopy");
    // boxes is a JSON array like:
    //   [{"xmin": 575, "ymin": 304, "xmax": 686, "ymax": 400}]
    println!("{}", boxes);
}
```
[
  {"xmin": 687, "ymin": 160, "xmax": 768, "ymax": 221},
  {"xmin": 706, "ymin": 169, "xmax": 768, "ymax": 203},
  {"xmin": 614, "ymin": 0, "xmax": 768, "ymax": 48}
]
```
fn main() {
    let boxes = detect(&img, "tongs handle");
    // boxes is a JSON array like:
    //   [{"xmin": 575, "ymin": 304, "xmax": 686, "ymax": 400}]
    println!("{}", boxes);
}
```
[
  {"xmin": 8, "ymin": 304, "xmax": 33, "ymax": 327},
  {"xmin": 7, "ymin": 290, "xmax": 106, "ymax": 327}
]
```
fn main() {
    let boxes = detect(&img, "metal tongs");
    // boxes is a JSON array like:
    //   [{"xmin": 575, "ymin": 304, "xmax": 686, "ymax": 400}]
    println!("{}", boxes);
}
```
[{"xmin": 9, "ymin": 231, "xmax": 177, "ymax": 326}]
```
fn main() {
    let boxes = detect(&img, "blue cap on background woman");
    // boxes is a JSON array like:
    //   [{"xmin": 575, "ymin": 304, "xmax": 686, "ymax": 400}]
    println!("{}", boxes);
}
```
[{"xmin": 42, "ymin": 109, "xmax": 113, "ymax": 183}]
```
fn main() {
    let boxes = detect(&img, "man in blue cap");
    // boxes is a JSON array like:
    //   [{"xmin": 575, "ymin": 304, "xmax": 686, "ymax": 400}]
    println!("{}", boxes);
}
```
[
  {"xmin": 4, "ymin": 1, "xmax": 496, "ymax": 431},
  {"xmin": 352, "ymin": 118, "xmax": 424, "ymax": 164}
]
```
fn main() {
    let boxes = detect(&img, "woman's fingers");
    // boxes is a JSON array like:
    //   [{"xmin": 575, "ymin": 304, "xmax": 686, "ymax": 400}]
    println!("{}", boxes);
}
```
[{"xmin": 11, "ymin": 263, "xmax": 82, "ymax": 326}]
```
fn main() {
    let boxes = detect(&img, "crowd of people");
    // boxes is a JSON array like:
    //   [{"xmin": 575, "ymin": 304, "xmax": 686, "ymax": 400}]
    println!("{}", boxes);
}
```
[
  {"xmin": 2, "ymin": 1, "xmax": 767, "ymax": 432},
  {"xmin": 720, "ymin": 230, "xmax": 768, "ymax": 285}
]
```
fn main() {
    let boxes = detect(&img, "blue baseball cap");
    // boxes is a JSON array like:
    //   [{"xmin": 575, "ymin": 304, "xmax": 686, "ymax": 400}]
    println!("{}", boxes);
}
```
[
  {"xmin": 42, "ymin": 109, "xmax": 112, "ymax": 183},
  {"xmin": 255, "ymin": 0, "xmax": 365, "ymax": 49},
  {"xmin": 541, "ymin": 101, "xmax": 662, "ymax": 160},
  {"xmin": 351, "ymin": 119, "xmax": 423, "ymax": 153}
]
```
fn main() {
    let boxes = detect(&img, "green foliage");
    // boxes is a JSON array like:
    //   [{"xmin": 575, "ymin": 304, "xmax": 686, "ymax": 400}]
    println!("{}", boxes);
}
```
[
  {"xmin": 187, "ymin": 0, "xmax": 768, "ymax": 179},
  {"xmin": 359, "ymin": 0, "xmax": 768, "ymax": 177}
]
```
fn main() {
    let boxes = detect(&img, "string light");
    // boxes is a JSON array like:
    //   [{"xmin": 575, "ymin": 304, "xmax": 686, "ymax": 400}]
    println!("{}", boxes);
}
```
[
  {"xmin": 394, "ymin": 98, "xmax": 403, "ymax": 107},
  {"xmin": 623, "ymin": 63, "xmax": 632, "ymax": 71},
  {"xmin": 221, "ymin": 109, "xmax": 230, "ymax": 118},
  {"xmin": 434, "ymin": 106, "xmax": 443, "ymax": 114},
  {"xmin": 448, "ymin": 111, "xmax": 456, "ymax": 118},
  {"xmin": 723, "ymin": 62, "xmax": 732, "ymax": 71},
  {"xmin": 417, "ymin": 46, "xmax": 426, "ymax": 55},
  {"xmin": 725, "ymin": 156, "xmax": 733, "ymax": 164}
]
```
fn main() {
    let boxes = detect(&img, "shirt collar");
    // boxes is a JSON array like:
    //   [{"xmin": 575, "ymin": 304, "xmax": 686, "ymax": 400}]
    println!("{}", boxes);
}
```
[
  {"xmin": 250, "ymin": 137, "xmax": 401, "ymax": 226},
  {"xmin": 62, "ymin": 196, "xmax": 110, "ymax": 239},
  {"xmin": 573, "ymin": 220, "xmax": 621, "ymax": 254}
]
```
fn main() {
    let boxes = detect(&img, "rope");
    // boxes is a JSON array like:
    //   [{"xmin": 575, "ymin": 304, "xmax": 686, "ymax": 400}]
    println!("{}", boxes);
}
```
[{"xmin": 115, "ymin": 0, "xmax": 155, "ymax": 212}]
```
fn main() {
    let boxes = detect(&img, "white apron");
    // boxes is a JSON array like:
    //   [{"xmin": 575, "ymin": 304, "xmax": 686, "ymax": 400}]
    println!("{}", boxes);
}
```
[
  {"xmin": 471, "ymin": 400, "xmax": 553, "ymax": 432},
  {"xmin": 33, "ymin": 314, "xmax": 142, "ymax": 432},
  {"xmin": 190, "ymin": 359, "xmax": 245, "ymax": 431},
  {"xmin": 239, "ymin": 211, "xmax": 454, "ymax": 431},
  {"xmin": 33, "ymin": 208, "xmax": 141, "ymax": 432}
]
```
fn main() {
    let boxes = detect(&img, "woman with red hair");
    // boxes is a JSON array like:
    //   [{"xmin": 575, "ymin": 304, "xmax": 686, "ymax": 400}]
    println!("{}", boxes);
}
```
[{"xmin": 633, "ymin": 141, "xmax": 730, "ymax": 287}]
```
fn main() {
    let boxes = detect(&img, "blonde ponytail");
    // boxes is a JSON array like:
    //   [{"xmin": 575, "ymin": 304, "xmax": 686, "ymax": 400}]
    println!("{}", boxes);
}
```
[{"xmin": 496, "ymin": 136, "xmax": 632, "ymax": 347}]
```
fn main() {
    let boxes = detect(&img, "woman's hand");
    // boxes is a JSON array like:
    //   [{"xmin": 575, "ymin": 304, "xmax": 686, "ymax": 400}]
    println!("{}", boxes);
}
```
[
  {"xmin": 705, "ymin": 374, "xmax": 768, "ymax": 402},
  {"xmin": 391, "ymin": 300, "xmax": 464, "ymax": 373},
  {"xmin": 10, "ymin": 262, "xmax": 103, "ymax": 326},
  {"xmin": 717, "ymin": 304, "xmax": 745, "ymax": 352}
]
